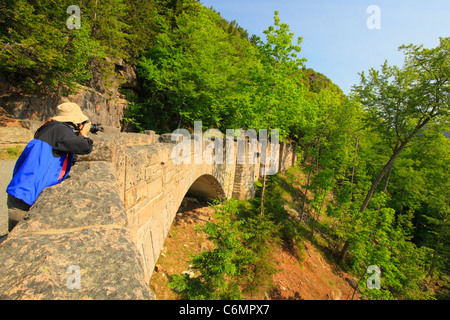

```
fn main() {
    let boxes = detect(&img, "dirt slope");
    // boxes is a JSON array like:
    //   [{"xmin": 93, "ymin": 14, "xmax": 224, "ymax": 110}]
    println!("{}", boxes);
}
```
[{"xmin": 149, "ymin": 198, "xmax": 360, "ymax": 300}]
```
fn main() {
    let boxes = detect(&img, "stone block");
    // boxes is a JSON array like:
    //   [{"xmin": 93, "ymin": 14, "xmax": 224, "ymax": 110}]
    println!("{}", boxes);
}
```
[
  {"xmin": 122, "ymin": 132, "xmax": 153, "ymax": 146},
  {"xmin": 125, "ymin": 147, "xmax": 149, "ymax": 190},
  {"xmin": 147, "ymin": 177, "xmax": 162, "ymax": 202},
  {"xmin": 162, "ymin": 170, "xmax": 175, "ymax": 185},
  {"xmin": 12, "ymin": 161, "xmax": 127, "ymax": 235},
  {"xmin": 159, "ymin": 144, "xmax": 174, "ymax": 164},
  {"xmin": 0, "ymin": 227, "xmax": 154, "ymax": 300},
  {"xmin": 140, "ymin": 230, "xmax": 156, "ymax": 283},
  {"xmin": 144, "ymin": 130, "xmax": 156, "ymax": 143},
  {"xmin": 149, "ymin": 216, "xmax": 164, "ymax": 264},
  {"xmin": 137, "ymin": 193, "xmax": 163, "ymax": 229},
  {"xmin": 162, "ymin": 159, "xmax": 175, "ymax": 174},
  {"xmin": 147, "ymin": 147, "xmax": 161, "ymax": 166},
  {"xmin": 124, "ymin": 182, "xmax": 147, "ymax": 210},
  {"xmin": 76, "ymin": 133, "xmax": 126, "ymax": 176},
  {"xmin": 145, "ymin": 164, "xmax": 159, "ymax": 181},
  {"xmin": 97, "ymin": 125, "xmax": 121, "ymax": 137},
  {"xmin": 158, "ymin": 133, "xmax": 177, "ymax": 143}
]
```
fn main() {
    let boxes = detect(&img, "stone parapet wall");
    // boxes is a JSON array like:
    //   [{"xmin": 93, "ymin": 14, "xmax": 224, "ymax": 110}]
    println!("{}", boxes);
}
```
[
  {"xmin": 0, "ymin": 160, "xmax": 155, "ymax": 299},
  {"xmin": 0, "ymin": 129, "xmax": 157, "ymax": 299},
  {"xmin": 0, "ymin": 128, "xmax": 297, "ymax": 299}
]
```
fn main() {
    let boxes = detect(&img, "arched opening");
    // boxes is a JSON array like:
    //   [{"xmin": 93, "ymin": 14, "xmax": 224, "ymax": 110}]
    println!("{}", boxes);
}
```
[
  {"xmin": 149, "ymin": 174, "xmax": 225, "ymax": 298},
  {"xmin": 185, "ymin": 174, "xmax": 226, "ymax": 201},
  {"xmin": 177, "ymin": 174, "xmax": 226, "ymax": 221}
]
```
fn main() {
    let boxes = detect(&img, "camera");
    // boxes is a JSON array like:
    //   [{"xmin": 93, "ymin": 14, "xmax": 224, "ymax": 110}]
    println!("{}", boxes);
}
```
[{"xmin": 72, "ymin": 122, "xmax": 103, "ymax": 135}]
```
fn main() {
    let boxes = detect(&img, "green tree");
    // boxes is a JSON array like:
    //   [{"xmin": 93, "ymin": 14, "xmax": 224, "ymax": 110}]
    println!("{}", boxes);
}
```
[
  {"xmin": 246, "ymin": 11, "xmax": 307, "ymax": 215},
  {"xmin": 353, "ymin": 37, "xmax": 450, "ymax": 214},
  {"xmin": 0, "ymin": 0, "xmax": 129, "ymax": 93},
  {"xmin": 395, "ymin": 126, "xmax": 450, "ymax": 285},
  {"xmin": 349, "ymin": 203, "xmax": 434, "ymax": 300},
  {"xmin": 169, "ymin": 199, "xmax": 256, "ymax": 300},
  {"xmin": 130, "ymin": 3, "xmax": 258, "ymax": 132}
]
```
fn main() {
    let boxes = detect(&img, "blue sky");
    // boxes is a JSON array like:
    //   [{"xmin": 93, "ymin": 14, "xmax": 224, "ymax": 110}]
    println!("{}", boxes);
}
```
[{"xmin": 200, "ymin": 0, "xmax": 450, "ymax": 94}]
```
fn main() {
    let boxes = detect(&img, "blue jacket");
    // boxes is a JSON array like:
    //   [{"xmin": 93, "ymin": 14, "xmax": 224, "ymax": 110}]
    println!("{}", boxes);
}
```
[{"xmin": 7, "ymin": 121, "xmax": 93, "ymax": 206}]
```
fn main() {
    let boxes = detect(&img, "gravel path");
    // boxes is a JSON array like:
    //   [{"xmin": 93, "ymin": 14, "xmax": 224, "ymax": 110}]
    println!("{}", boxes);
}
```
[{"xmin": 0, "ymin": 160, "xmax": 17, "ymax": 236}]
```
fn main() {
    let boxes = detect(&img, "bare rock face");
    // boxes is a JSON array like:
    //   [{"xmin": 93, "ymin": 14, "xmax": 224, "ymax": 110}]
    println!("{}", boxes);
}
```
[
  {"xmin": 61, "ymin": 85, "xmax": 129, "ymax": 128},
  {"xmin": 0, "ymin": 94, "xmax": 58, "ymax": 123},
  {"xmin": 0, "ymin": 58, "xmax": 138, "ymax": 129},
  {"xmin": 0, "ymin": 127, "xmax": 30, "ymax": 145},
  {"xmin": 0, "ymin": 88, "xmax": 127, "ymax": 129}
]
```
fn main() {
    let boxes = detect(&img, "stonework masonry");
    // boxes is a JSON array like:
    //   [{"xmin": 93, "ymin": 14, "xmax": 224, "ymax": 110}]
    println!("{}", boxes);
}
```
[{"xmin": 0, "ymin": 127, "xmax": 297, "ymax": 299}]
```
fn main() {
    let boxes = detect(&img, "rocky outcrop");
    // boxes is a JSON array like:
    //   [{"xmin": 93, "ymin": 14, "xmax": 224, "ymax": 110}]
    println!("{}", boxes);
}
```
[
  {"xmin": 0, "ymin": 119, "xmax": 42, "ymax": 154},
  {"xmin": 0, "ymin": 58, "xmax": 138, "ymax": 129}
]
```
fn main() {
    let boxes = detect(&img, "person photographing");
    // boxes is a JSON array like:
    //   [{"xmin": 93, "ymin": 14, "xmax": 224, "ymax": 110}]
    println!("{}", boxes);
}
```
[{"xmin": 6, "ymin": 102, "xmax": 94, "ymax": 232}]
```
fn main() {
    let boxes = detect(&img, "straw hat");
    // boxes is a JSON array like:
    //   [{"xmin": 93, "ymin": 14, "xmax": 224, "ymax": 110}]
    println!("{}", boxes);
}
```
[{"xmin": 51, "ymin": 102, "xmax": 89, "ymax": 124}]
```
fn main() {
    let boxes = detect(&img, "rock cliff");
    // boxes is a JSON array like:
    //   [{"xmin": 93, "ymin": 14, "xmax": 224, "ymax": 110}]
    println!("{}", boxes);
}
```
[{"xmin": 0, "ymin": 58, "xmax": 137, "ymax": 129}]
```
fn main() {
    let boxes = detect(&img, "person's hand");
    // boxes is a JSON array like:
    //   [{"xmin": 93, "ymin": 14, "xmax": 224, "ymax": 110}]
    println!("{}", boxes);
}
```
[{"xmin": 79, "ymin": 121, "xmax": 91, "ymax": 137}]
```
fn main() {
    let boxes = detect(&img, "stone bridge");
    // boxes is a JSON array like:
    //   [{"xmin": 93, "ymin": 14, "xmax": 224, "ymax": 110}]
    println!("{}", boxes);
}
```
[{"xmin": 0, "ymin": 127, "xmax": 296, "ymax": 299}]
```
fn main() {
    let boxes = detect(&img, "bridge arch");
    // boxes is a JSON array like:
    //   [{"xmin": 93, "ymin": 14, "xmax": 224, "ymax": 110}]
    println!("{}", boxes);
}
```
[
  {"xmin": 125, "ymin": 142, "xmax": 238, "ymax": 282},
  {"xmin": 125, "ymin": 138, "xmax": 293, "ymax": 282},
  {"xmin": 185, "ymin": 174, "xmax": 226, "ymax": 201}
]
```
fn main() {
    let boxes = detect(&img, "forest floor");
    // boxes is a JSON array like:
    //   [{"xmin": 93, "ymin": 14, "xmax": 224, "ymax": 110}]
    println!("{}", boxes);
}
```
[{"xmin": 149, "ymin": 168, "xmax": 361, "ymax": 300}]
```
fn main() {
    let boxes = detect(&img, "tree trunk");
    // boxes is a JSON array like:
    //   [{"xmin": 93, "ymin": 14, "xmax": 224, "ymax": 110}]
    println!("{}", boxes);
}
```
[
  {"xmin": 310, "ymin": 196, "xmax": 325, "ymax": 239},
  {"xmin": 359, "ymin": 105, "xmax": 435, "ymax": 214},
  {"xmin": 300, "ymin": 164, "xmax": 312, "ymax": 222},
  {"xmin": 300, "ymin": 135, "xmax": 321, "ymax": 222},
  {"xmin": 337, "ymin": 240, "xmax": 349, "ymax": 264},
  {"xmin": 351, "ymin": 267, "xmax": 367, "ymax": 300},
  {"xmin": 260, "ymin": 123, "xmax": 271, "ymax": 217},
  {"xmin": 260, "ymin": 173, "xmax": 267, "ymax": 217},
  {"xmin": 316, "ymin": 135, "xmax": 321, "ymax": 172},
  {"xmin": 427, "ymin": 235, "xmax": 440, "ymax": 283},
  {"xmin": 350, "ymin": 137, "xmax": 359, "ymax": 200},
  {"xmin": 376, "ymin": 162, "xmax": 394, "ymax": 212},
  {"xmin": 382, "ymin": 162, "xmax": 394, "ymax": 193},
  {"xmin": 359, "ymin": 140, "xmax": 409, "ymax": 214}
]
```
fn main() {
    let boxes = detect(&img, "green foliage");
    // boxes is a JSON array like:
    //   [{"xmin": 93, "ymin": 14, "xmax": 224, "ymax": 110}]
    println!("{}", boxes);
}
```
[
  {"xmin": 0, "ymin": 0, "xmax": 106, "ymax": 93},
  {"xmin": 169, "ymin": 196, "xmax": 285, "ymax": 299},
  {"xmin": 126, "ymin": 9, "xmax": 315, "ymax": 138},
  {"xmin": 1, "ymin": 0, "xmax": 448, "ymax": 300},
  {"xmin": 244, "ymin": 10, "xmax": 308, "ymax": 138},
  {"xmin": 304, "ymin": 68, "xmax": 342, "ymax": 94},
  {"xmin": 349, "ymin": 206, "xmax": 435, "ymax": 300},
  {"xmin": 0, "ymin": 145, "xmax": 24, "ymax": 160},
  {"xmin": 353, "ymin": 37, "xmax": 449, "ymax": 214},
  {"xmin": 129, "ymin": 3, "xmax": 260, "ymax": 133},
  {"xmin": 169, "ymin": 199, "xmax": 257, "ymax": 300},
  {"xmin": 237, "ymin": 198, "xmax": 282, "ymax": 296},
  {"xmin": 0, "ymin": 0, "xmax": 166, "ymax": 93},
  {"xmin": 317, "ymin": 39, "xmax": 449, "ymax": 300},
  {"xmin": 263, "ymin": 173, "xmax": 306, "ymax": 255}
]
